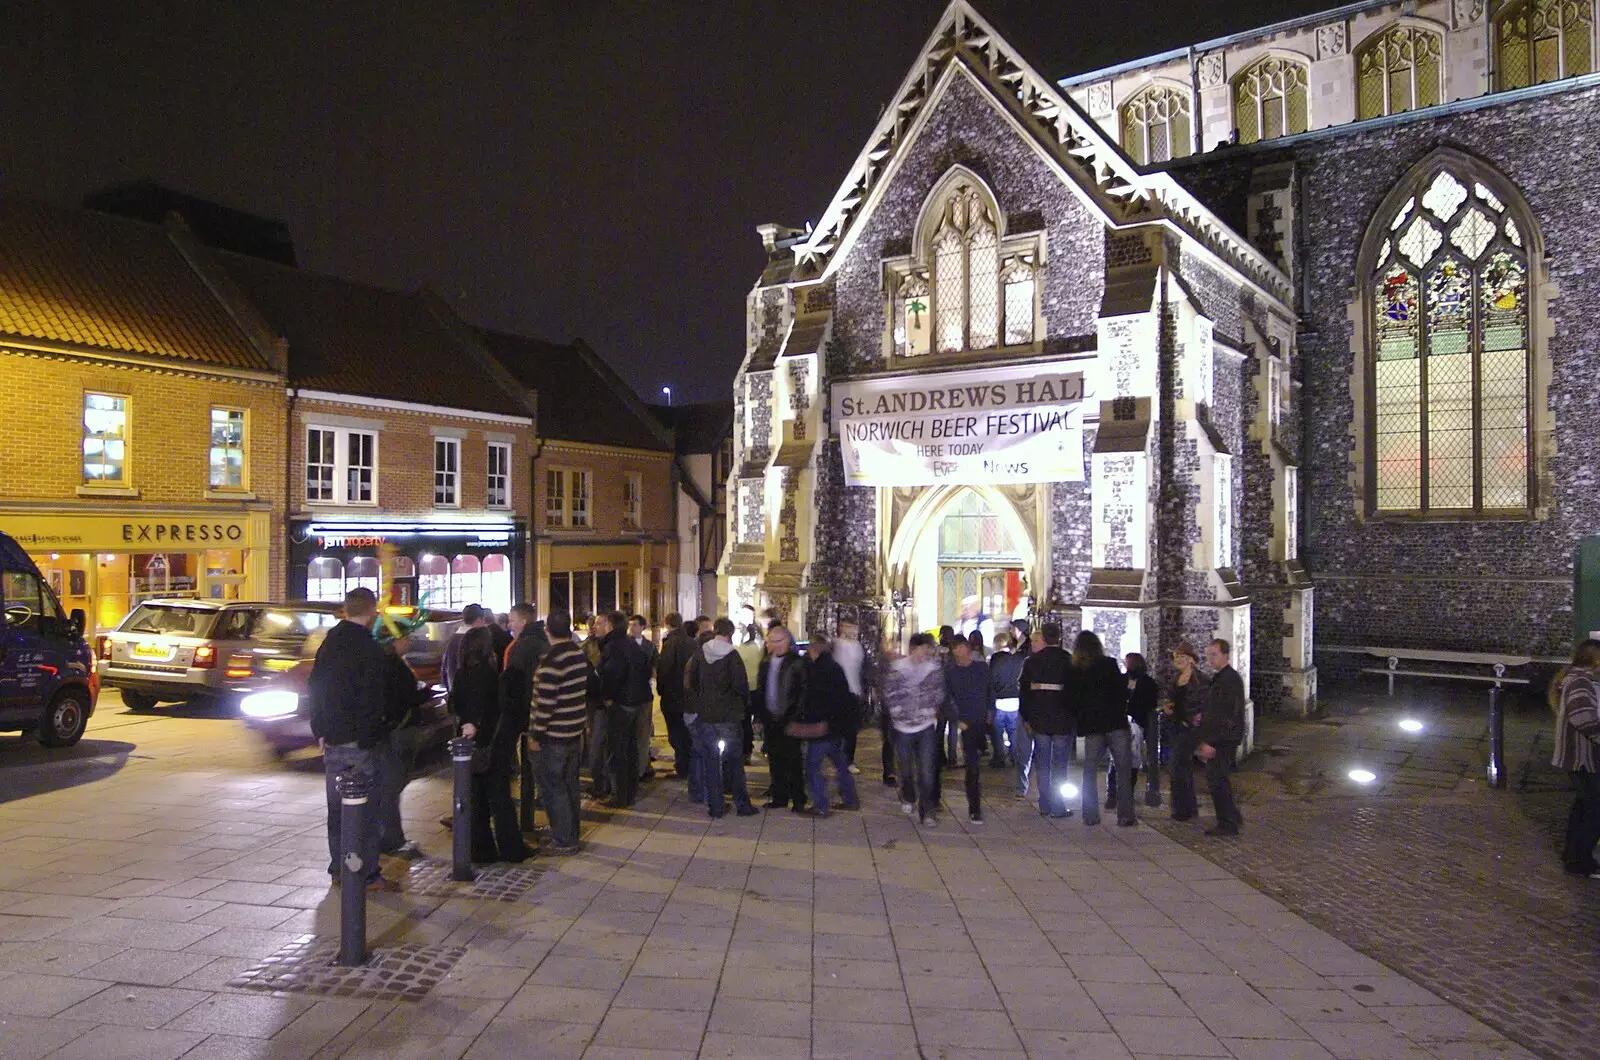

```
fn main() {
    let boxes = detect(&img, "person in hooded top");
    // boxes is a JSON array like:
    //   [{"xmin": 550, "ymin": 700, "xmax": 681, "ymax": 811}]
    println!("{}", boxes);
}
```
[
  {"xmin": 884, "ymin": 633, "xmax": 950, "ymax": 827},
  {"xmin": 685, "ymin": 618, "xmax": 759, "ymax": 818}
]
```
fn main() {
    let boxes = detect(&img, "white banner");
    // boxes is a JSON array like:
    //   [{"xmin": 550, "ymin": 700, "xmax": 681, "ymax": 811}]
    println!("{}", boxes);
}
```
[{"xmin": 832, "ymin": 361, "xmax": 1089, "ymax": 487}]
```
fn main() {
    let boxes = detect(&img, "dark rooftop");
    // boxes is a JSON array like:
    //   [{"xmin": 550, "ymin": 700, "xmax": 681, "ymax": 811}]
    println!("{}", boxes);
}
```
[{"xmin": 652, "ymin": 401, "xmax": 733, "ymax": 455}]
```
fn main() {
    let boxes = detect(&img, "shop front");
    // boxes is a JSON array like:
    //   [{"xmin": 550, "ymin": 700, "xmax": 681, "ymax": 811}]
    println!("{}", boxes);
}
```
[
  {"xmin": 0, "ymin": 508, "xmax": 272, "ymax": 635},
  {"xmin": 537, "ymin": 540, "xmax": 674, "ymax": 630},
  {"xmin": 288, "ymin": 518, "xmax": 528, "ymax": 615}
]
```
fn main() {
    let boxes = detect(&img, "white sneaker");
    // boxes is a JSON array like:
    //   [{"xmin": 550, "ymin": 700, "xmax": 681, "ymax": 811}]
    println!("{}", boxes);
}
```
[
  {"xmin": 847, "ymin": 764, "xmax": 861, "ymax": 775},
  {"xmin": 901, "ymin": 802, "xmax": 915, "ymax": 815},
  {"xmin": 920, "ymin": 814, "xmax": 937, "ymax": 827},
  {"xmin": 968, "ymin": 813, "xmax": 983, "ymax": 825}
]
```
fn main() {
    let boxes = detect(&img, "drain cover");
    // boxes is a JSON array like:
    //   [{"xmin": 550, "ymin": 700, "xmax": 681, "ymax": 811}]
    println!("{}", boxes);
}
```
[
  {"xmin": 227, "ymin": 934, "xmax": 466, "ymax": 1001},
  {"xmin": 404, "ymin": 856, "xmax": 545, "ymax": 901}
]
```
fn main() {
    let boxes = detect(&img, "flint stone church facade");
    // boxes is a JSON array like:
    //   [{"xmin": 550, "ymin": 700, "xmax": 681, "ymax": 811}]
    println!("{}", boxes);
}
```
[{"xmin": 723, "ymin": 0, "xmax": 1599, "ymax": 730}]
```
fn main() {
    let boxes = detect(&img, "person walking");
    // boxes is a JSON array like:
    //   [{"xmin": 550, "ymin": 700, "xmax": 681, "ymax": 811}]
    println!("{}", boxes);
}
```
[
  {"xmin": 1553, "ymin": 639, "xmax": 1600, "ymax": 877},
  {"xmin": 307, "ymin": 588, "xmax": 396, "ymax": 891},
  {"xmin": 884, "ymin": 633, "xmax": 947, "ymax": 826},
  {"xmin": 876, "ymin": 635, "xmax": 903, "ymax": 789},
  {"xmin": 376, "ymin": 630, "xmax": 429, "ymax": 858},
  {"xmin": 453, "ymin": 625, "xmax": 529, "ymax": 862},
  {"xmin": 1074, "ymin": 631, "xmax": 1135, "ymax": 827},
  {"xmin": 597, "ymin": 610, "xmax": 652, "ymax": 809},
  {"xmin": 1020, "ymin": 622, "xmax": 1076, "ymax": 819},
  {"xmin": 795, "ymin": 633, "xmax": 860, "ymax": 817},
  {"xmin": 1109, "ymin": 652, "xmax": 1158, "ymax": 810},
  {"xmin": 946, "ymin": 635, "xmax": 991, "ymax": 824},
  {"xmin": 531, "ymin": 611, "xmax": 591, "ymax": 854},
  {"xmin": 655, "ymin": 613, "xmax": 696, "ymax": 780},
  {"xmin": 755, "ymin": 625, "xmax": 809, "ymax": 812},
  {"xmin": 988, "ymin": 629, "xmax": 1024, "ymax": 771},
  {"xmin": 1163, "ymin": 642, "xmax": 1209, "ymax": 822},
  {"xmin": 686, "ymin": 618, "xmax": 759, "ymax": 818},
  {"xmin": 831, "ymin": 619, "xmax": 868, "ymax": 775},
  {"xmin": 1193, "ymin": 639, "xmax": 1246, "ymax": 836}
]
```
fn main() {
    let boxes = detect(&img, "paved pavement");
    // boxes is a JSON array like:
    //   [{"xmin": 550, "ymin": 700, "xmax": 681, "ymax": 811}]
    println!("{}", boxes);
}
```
[{"xmin": 0, "ymin": 690, "xmax": 1552, "ymax": 1059}]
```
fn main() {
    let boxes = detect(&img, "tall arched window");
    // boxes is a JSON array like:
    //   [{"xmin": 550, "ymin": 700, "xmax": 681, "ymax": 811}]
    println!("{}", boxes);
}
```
[
  {"xmin": 891, "ymin": 178, "xmax": 1036, "ymax": 358},
  {"xmin": 417, "ymin": 554, "xmax": 450, "ymax": 608},
  {"xmin": 1233, "ymin": 55, "xmax": 1309, "ymax": 144},
  {"xmin": 1496, "ymin": 0, "xmax": 1593, "ymax": 89},
  {"xmin": 1357, "ymin": 24, "xmax": 1443, "ymax": 119},
  {"xmin": 1367, "ymin": 165, "xmax": 1532, "ymax": 515},
  {"xmin": 1120, "ymin": 84, "xmax": 1192, "ymax": 165}
]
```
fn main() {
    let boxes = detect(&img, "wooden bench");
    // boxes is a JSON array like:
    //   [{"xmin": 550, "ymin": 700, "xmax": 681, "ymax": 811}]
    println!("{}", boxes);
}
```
[{"xmin": 1325, "ymin": 645, "xmax": 1538, "ymax": 696}]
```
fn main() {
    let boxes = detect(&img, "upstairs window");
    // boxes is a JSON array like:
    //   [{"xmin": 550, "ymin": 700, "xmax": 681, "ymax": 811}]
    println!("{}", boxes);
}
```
[
  {"xmin": 83, "ymin": 393, "xmax": 128, "ymax": 485},
  {"xmin": 306, "ymin": 426, "xmax": 375, "ymax": 505},
  {"xmin": 1233, "ymin": 55, "xmax": 1308, "ymax": 144},
  {"xmin": 623, "ymin": 472, "xmax": 642, "ymax": 530},
  {"xmin": 433, "ymin": 437, "xmax": 460, "ymax": 507},
  {"xmin": 1497, "ymin": 0, "xmax": 1593, "ymax": 89},
  {"xmin": 1120, "ymin": 84, "xmax": 1192, "ymax": 165},
  {"xmin": 209, "ymin": 408, "xmax": 247, "ymax": 490},
  {"xmin": 1357, "ymin": 24, "xmax": 1443, "ymax": 119},
  {"xmin": 486, "ymin": 442, "xmax": 511, "ymax": 509},
  {"xmin": 545, "ymin": 468, "xmax": 591, "ymax": 528},
  {"xmin": 1367, "ymin": 167, "xmax": 1532, "ymax": 515}
]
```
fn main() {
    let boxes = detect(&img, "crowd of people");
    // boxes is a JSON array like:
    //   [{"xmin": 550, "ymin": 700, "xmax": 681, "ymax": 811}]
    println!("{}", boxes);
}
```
[{"xmin": 304, "ymin": 587, "xmax": 1253, "ymax": 891}]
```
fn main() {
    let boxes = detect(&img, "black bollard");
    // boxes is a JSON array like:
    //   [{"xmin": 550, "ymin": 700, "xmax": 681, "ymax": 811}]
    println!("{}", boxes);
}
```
[
  {"xmin": 1487, "ymin": 684, "xmax": 1506, "ymax": 790},
  {"xmin": 1144, "ymin": 717, "xmax": 1162, "ymax": 808},
  {"xmin": 336, "ymin": 770, "xmax": 370, "ymax": 967},
  {"xmin": 519, "ymin": 734, "xmax": 536, "ymax": 832},
  {"xmin": 450, "ymin": 736, "xmax": 476, "ymax": 881}
]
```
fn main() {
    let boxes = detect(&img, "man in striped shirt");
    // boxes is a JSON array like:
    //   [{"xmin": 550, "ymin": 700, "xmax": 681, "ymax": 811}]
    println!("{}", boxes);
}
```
[{"xmin": 532, "ymin": 610, "xmax": 594, "ymax": 855}]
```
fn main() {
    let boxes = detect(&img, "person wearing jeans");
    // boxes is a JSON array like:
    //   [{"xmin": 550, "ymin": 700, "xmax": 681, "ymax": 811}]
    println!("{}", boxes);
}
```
[
  {"xmin": 685, "ymin": 618, "xmax": 760, "ymax": 819},
  {"xmin": 798, "ymin": 634, "xmax": 859, "ymax": 817},
  {"xmin": 884, "ymin": 633, "xmax": 947, "ymax": 825},
  {"xmin": 1019, "ymin": 622, "xmax": 1077, "ymax": 819},
  {"xmin": 945, "ymin": 637, "xmax": 990, "ymax": 823},
  {"xmin": 1073, "ymin": 630, "xmax": 1135, "ymax": 827},
  {"xmin": 532, "ymin": 610, "xmax": 593, "ymax": 853}
]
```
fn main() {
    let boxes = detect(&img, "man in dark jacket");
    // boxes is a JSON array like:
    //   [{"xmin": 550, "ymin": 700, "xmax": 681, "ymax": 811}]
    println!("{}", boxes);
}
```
[
  {"xmin": 1196, "ymin": 638, "xmax": 1247, "ymax": 836},
  {"xmin": 686, "ymin": 618, "xmax": 759, "ymax": 818},
  {"xmin": 797, "ymin": 634, "xmax": 860, "ymax": 817},
  {"xmin": 655, "ymin": 613, "xmax": 697, "ymax": 780},
  {"xmin": 946, "ymin": 636, "xmax": 991, "ymax": 823},
  {"xmin": 376, "ymin": 633, "xmax": 429, "ymax": 857},
  {"xmin": 1019, "ymin": 622, "xmax": 1076, "ymax": 819},
  {"xmin": 754, "ymin": 624, "xmax": 808, "ymax": 811},
  {"xmin": 308, "ymin": 588, "xmax": 396, "ymax": 890},
  {"xmin": 597, "ymin": 609, "xmax": 652, "ymax": 808}
]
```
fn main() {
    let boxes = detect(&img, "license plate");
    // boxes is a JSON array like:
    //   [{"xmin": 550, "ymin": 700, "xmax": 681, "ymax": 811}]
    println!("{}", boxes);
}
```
[
  {"xmin": 262, "ymin": 658, "xmax": 298, "ymax": 672},
  {"xmin": 132, "ymin": 642, "xmax": 173, "ymax": 660}
]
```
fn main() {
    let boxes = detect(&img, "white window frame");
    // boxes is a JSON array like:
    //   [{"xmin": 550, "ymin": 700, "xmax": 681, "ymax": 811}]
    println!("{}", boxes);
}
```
[
  {"xmin": 434, "ymin": 437, "xmax": 461, "ymax": 508},
  {"xmin": 571, "ymin": 470, "xmax": 591, "ymax": 528},
  {"xmin": 545, "ymin": 468, "xmax": 566, "ymax": 526},
  {"xmin": 83, "ymin": 391, "xmax": 129, "ymax": 486},
  {"xmin": 306, "ymin": 425, "xmax": 378, "ymax": 506},
  {"xmin": 486, "ymin": 442, "xmax": 512, "ymax": 510},
  {"xmin": 623, "ymin": 472, "xmax": 642, "ymax": 530},
  {"xmin": 208, "ymin": 406, "xmax": 248, "ymax": 491}
]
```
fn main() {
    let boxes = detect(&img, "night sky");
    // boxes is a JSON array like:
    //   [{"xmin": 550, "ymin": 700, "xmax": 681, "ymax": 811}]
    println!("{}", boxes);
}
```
[{"xmin": 4, "ymin": 0, "xmax": 1329, "ymax": 402}]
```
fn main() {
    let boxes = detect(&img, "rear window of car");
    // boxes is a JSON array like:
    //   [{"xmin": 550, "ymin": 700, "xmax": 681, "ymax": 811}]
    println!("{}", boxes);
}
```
[
  {"xmin": 256, "ymin": 609, "xmax": 340, "ymax": 640},
  {"xmin": 121, "ymin": 604, "xmax": 217, "ymax": 637}
]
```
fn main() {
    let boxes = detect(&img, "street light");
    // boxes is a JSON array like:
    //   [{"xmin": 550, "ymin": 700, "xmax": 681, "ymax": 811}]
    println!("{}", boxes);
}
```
[{"xmin": 662, "ymin": 385, "xmax": 672, "ymax": 406}]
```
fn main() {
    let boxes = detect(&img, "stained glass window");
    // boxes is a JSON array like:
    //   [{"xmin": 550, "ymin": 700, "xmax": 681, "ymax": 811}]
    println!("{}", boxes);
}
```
[
  {"xmin": 968, "ymin": 220, "xmax": 1000, "ymax": 349},
  {"xmin": 1120, "ymin": 84, "xmax": 1192, "ymax": 165},
  {"xmin": 1233, "ymin": 56, "xmax": 1308, "ymax": 145},
  {"xmin": 897, "ymin": 275, "xmax": 931, "ymax": 357},
  {"xmin": 1357, "ymin": 24, "xmax": 1443, "ymax": 120},
  {"xmin": 1369, "ymin": 169, "xmax": 1531, "ymax": 513},
  {"xmin": 899, "ymin": 182, "xmax": 1033, "ymax": 358},
  {"xmin": 1497, "ymin": 0, "xmax": 1593, "ymax": 90}
]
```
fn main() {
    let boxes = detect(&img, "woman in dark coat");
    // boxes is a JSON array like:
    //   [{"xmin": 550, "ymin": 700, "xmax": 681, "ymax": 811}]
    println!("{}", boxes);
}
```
[
  {"xmin": 1107, "ymin": 652, "xmax": 1160, "ymax": 810},
  {"xmin": 1073, "ymin": 630, "xmax": 1135, "ymax": 827},
  {"xmin": 1163, "ymin": 641, "xmax": 1210, "ymax": 823},
  {"xmin": 451, "ymin": 626, "xmax": 529, "ymax": 862}
]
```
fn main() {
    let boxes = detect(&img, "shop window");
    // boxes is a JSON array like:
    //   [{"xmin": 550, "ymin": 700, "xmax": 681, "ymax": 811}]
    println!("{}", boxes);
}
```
[
  {"xmin": 418, "ymin": 554, "xmax": 450, "ymax": 609},
  {"xmin": 1366, "ymin": 166, "xmax": 1533, "ymax": 515},
  {"xmin": 306, "ymin": 426, "xmax": 377, "ymax": 505},
  {"xmin": 1357, "ymin": 23, "xmax": 1443, "ymax": 120},
  {"xmin": 623, "ymin": 472, "xmax": 642, "ymax": 530},
  {"xmin": 481, "ymin": 554, "xmax": 512, "ymax": 614},
  {"xmin": 346, "ymin": 556, "xmax": 380, "ymax": 595},
  {"xmin": 209, "ymin": 408, "xmax": 247, "ymax": 490},
  {"xmin": 1120, "ymin": 83, "xmax": 1192, "ymax": 165},
  {"xmin": 434, "ymin": 437, "xmax": 460, "ymax": 507},
  {"xmin": 307, "ymin": 557, "xmax": 344, "ymax": 602},
  {"xmin": 1233, "ymin": 55, "xmax": 1308, "ymax": 144},
  {"xmin": 83, "ymin": 393, "xmax": 128, "ymax": 485},
  {"xmin": 391, "ymin": 556, "xmax": 415, "ymax": 580},
  {"xmin": 596, "ymin": 569, "xmax": 618, "ymax": 614},
  {"xmin": 1496, "ymin": 0, "xmax": 1593, "ymax": 89},
  {"xmin": 487, "ymin": 442, "xmax": 511, "ymax": 509},
  {"xmin": 450, "ymin": 555, "xmax": 481, "ymax": 610},
  {"xmin": 549, "ymin": 572, "xmax": 571, "ymax": 616},
  {"xmin": 572, "ymin": 571, "xmax": 594, "ymax": 622}
]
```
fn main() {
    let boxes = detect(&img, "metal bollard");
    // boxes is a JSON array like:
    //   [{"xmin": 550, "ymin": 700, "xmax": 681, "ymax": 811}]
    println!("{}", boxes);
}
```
[
  {"xmin": 450, "ymin": 736, "xmax": 477, "ymax": 881},
  {"xmin": 1144, "ymin": 717, "xmax": 1162, "ymax": 808},
  {"xmin": 1487, "ymin": 684, "xmax": 1506, "ymax": 790},
  {"xmin": 336, "ymin": 770, "xmax": 370, "ymax": 967},
  {"xmin": 519, "ymin": 734, "xmax": 536, "ymax": 832}
]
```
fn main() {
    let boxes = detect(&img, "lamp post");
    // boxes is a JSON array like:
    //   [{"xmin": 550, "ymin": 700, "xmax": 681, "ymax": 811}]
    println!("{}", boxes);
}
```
[{"xmin": 661, "ymin": 385, "xmax": 672, "ymax": 406}]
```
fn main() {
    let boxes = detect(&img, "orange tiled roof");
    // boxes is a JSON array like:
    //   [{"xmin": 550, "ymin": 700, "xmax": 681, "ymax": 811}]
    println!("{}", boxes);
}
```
[{"xmin": 0, "ymin": 196, "xmax": 274, "ymax": 371}]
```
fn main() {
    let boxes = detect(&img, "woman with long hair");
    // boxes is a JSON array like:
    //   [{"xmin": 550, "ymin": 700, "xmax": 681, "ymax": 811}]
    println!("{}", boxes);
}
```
[
  {"xmin": 1163, "ymin": 642, "xmax": 1209, "ymax": 823},
  {"xmin": 1553, "ymin": 639, "xmax": 1600, "ymax": 877},
  {"xmin": 1108, "ymin": 652, "xmax": 1159, "ymax": 810},
  {"xmin": 1073, "ymin": 630, "xmax": 1135, "ymax": 826},
  {"xmin": 452, "ymin": 625, "xmax": 530, "ymax": 863}
]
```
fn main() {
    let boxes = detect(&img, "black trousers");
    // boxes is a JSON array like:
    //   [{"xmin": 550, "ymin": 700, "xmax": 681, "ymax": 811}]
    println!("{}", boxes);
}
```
[
  {"xmin": 841, "ymin": 694, "xmax": 862, "ymax": 765},
  {"xmin": 605, "ymin": 703, "xmax": 641, "ymax": 807},
  {"xmin": 1564, "ymin": 769, "xmax": 1600, "ymax": 874},
  {"xmin": 471, "ymin": 758, "xmax": 529, "ymax": 862},
  {"xmin": 1204, "ymin": 742, "xmax": 1242, "ymax": 831},
  {"xmin": 880, "ymin": 701, "xmax": 897, "ymax": 778},
  {"xmin": 961, "ymin": 726, "xmax": 985, "ymax": 817},
  {"xmin": 663, "ymin": 709, "xmax": 693, "ymax": 777},
  {"xmin": 763, "ymin": 722, "xmax": 807, "ymax": 808}
]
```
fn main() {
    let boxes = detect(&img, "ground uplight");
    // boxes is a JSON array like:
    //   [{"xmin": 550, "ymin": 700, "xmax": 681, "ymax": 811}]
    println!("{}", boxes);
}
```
[
  {"xmin": 1398, "ymin": 719, "xmax": 1424, "ymax": 733},
  {"xmin": 1059, "ymin": 782, "xmax": 1079, "ymax": 799},
  {"xmin": 1348, "ymin": 768, "xmax": 1378, "ymax": 784}
]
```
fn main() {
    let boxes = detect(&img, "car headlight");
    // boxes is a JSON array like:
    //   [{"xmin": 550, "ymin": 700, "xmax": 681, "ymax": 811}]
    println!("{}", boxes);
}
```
[{"xmin": 241, "ymin": 690, "xmax": 300, "ymax": 719}]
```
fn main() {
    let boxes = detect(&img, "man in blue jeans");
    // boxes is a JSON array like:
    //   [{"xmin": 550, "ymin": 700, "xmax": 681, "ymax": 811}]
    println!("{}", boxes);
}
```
[
  {"xmin": 884, "ymin": 632, "xmax": 947, "ymax": 827},
  {"xmin": 685, "ymin": 618, "xmax": 759, "ymax": 818},
  {"xmin": 1020, "ymin": 622, "xmax": 1077, "ymax": 819},
  {"xmin": 798, "ymin": 633, "xmax": 860, "ymax": 817},
  {"xmin": 531, "ymin": 610, "xmax": 592, "ymax": 854}
]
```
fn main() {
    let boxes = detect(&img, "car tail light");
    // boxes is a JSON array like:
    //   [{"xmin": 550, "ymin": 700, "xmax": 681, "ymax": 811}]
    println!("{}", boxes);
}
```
[
  {"xmin": 225, "ymin": 654, "xmax": 254, "ymax": 678},
  {"xmin": 192, "ymin": 644, "xmax": 217, "ymax": 670},
  {"xmin": 97, "ymin": 636, "xmax": 112, "ymax": 660}
]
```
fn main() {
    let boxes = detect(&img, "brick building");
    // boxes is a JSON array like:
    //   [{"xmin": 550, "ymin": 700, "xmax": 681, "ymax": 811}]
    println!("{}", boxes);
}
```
[
  {"xmin": 728, "ymin": 0, "xmax": 1600, "ymax": 725},
  {"xmin": 219, "ymin": 255, "xmax": 537, "ymax": 613},
  {"xmin": 480, "ymin": 332, "xmax": 677, "ymax": 630},
  {"xmin": 0, "ymin": 197, "xmax": 287, "ymax": 633}
]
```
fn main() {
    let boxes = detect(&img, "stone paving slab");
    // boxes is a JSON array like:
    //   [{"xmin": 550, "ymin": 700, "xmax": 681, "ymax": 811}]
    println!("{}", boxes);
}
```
[{"xmin": 0, "ymin": 692, "xmax": 1551, "ymax": 1058}]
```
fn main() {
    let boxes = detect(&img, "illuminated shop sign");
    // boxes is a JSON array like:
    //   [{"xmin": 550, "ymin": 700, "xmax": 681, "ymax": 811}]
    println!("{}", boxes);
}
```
[{"xmin": 831, "ymin": 361, "xmax": 1089, "ymax": 487}]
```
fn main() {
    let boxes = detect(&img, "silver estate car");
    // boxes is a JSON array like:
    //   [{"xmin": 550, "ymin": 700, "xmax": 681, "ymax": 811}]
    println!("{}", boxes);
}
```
[{"xmin": 96, "ymin": 599, "xmax": 460, "ymax": 711}]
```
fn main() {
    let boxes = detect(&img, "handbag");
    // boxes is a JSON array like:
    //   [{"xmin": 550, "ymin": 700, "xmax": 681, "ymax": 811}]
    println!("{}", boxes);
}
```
[
  {"xmin": 470, "ymin": 744, "xmax": 493, "ymax": 774},
  {"xmin": 785, "ymin": 720, "xmax": 827, "ymax": 740}
]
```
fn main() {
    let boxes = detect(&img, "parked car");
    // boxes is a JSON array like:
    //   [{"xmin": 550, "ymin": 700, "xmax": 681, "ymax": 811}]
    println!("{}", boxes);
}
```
[
  {"xmin": 0, "ymin": 531, "xmax": 98, "ymax": 747},
  {"xmin": 97, "ymin": 600, "xmax": 460, "ymax": 712}
]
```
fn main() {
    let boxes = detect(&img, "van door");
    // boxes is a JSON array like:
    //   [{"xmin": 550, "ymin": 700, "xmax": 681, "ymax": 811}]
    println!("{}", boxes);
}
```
[{"xmin": 0, "ymin": 568, "xmax": 48, "ymax": 712}]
